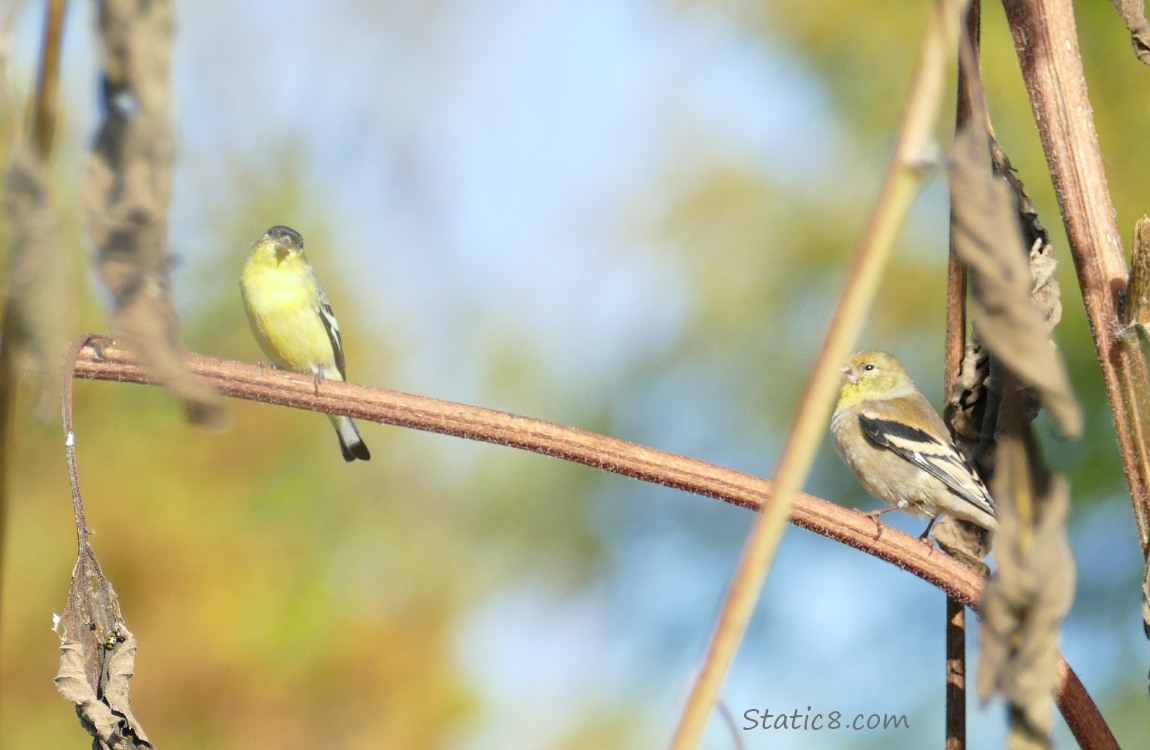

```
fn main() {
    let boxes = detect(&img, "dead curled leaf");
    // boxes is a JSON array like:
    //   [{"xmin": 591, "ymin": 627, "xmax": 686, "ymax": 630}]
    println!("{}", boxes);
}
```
[
  {"xmin": 55, "ymin": 636, "xmax": 150, "ymax": 748},
  {"xmin": 947, "ymin": 341, "xmax": 988, "ymax": 445},
  {"xmin": 53, "ymin": 544, "xmax": 152, "ymax": 749},
  {"xmin": 948, "ymin": 109, "xmax": 1078, "ymax": 748},
  {"xmin": 949, "ymin": 121, "xmax": 1082, "ymax": 439},
  {"xmin": 83, "ymin": 0, "xmax": 224, "ymax": 427},
  {"xmin": 978, "ymin": 462, "xmax": 1075, "ymax": 747},
  {"xmin": 931, "ymin": 517, "xmax": 991, "ymax": 577}
]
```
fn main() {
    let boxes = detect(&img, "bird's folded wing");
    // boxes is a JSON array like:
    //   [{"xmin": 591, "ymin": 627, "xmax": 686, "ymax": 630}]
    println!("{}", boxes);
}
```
[
  {"xmin": 313, "ymin": 278, "xmax": 347, "ymax": 380},
  {"xmin": 857, "ymin": 412, "xmax": 996, "ymax": 518}
]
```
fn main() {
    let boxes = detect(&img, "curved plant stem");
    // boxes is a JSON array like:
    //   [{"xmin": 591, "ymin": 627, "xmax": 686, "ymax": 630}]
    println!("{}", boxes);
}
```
[{"xmin": 69, "ymin": 335, "xmax": 1118, "ymax": 747}]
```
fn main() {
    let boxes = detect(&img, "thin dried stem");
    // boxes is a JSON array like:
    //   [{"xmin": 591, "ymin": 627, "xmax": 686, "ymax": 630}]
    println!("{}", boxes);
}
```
[
  {"xmin": 62, "ymin": 335, "xmax": 89, "ymax": 551},
  {"xmin": 56, "ymin": 337, "xmax": 151, "ymax": 748},
  {"xmin": 29, "ymin": 0, "xmax": 68, "ymax": 157},
  {"xmin": 945, "ymin": 597, "xmax": 967, "ymax": 750},
  {"xmin": 943, "ymin": 5, "xmax": 981, "ymax": 746},
  {"xmin": 668, "ymin": 2, "xmax": 962, "ymax": 747}
]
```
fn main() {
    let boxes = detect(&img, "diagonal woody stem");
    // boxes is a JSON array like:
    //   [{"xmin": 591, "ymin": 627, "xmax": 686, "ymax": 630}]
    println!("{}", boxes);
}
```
[{"xmin": 1001, "ymin": 0, "xmax": 1150, "ymax": 553}]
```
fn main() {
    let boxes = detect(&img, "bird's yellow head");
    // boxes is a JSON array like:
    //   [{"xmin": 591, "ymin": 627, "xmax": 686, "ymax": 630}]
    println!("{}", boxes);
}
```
[
  {"xmin": 835, "ymin": 350, "xmax": 917, "ymax": 410},
  {"xmin": 250, "ymin": 225, "xmax": 306, "ymax": 266}
]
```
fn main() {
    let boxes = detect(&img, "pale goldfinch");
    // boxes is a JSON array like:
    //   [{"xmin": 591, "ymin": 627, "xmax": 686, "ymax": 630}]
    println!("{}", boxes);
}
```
[
  {"xmin": 240, "ymin": 225, "xmax": 370, "ymax": 462},
  {"xmin": 831, "ymin": 350, "xmax": 996, "ymax": 534}
]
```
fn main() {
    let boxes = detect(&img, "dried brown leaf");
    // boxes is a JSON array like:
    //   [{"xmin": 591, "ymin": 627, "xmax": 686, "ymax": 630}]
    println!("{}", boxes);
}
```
[
  {"xmin": 947, "ymin": 341, "xmax": 989, "ymax": 444},
  {"xmin": 949, "ymin": 122, "xmax": 1082, "ymax": 437},
  {"xmin": 101, "ymin": 630, "xmax": 150, "ymax": 745},
  {"xmin": 977, "ymin": 410, "xmax": 1075, "ymax": 749},
  {"xmin": 54, "ymin": 335, "xmax": 153, "ymax": 747},
  {"xmin": 931, "ymin": 516, "xmax": 992, "ymax": 575},
  {"xmin": 53, "ymin": 640, "xmax": 99, "ymax": 705},
  {"xmin": 946, "ymin": 340, "xmax": 1001, "ymax": 488},
  {"xmin": 83, "ymin": 0, "xmax": 224, "ymax": 427},
  {"xmin": 946, "ymin": 141, "xmax": 1059, "ymax": 481},
  {"xmin": 989, "ymin": 140, "xmax": 1050, "ymax": 263},
  {"xmin": 1108, "ymin": 0, "xmax": 1150, "ymax": 66},
  {"xmin": 53, "ymin": 543, "xmax": 152, "ymax": 749},
  {"xmin": 1027, "ymin": 237, "xmax": 1062, "ymax": 330}
]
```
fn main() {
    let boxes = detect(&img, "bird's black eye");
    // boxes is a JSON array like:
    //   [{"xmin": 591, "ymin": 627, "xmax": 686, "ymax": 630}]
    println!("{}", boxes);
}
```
[{"xmin": 864, "ymin": 363, "xmax": 875, "ymax": 371}]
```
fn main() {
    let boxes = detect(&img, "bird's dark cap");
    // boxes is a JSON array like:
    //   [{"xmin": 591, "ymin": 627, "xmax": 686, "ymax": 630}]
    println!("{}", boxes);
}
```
[{"xmin": 264, "ymin": 225, "xmax": 303, "ymax": 248}]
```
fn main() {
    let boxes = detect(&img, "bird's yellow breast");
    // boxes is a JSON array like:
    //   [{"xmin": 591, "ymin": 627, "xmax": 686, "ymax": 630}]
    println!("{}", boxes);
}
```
[{"xmin": 240, "ymin": 257, "xmax": 340, "ymax": 378}]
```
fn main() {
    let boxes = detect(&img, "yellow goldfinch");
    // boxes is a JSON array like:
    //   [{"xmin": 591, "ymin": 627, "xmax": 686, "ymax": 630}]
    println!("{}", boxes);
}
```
[
  {"xmin": 830, "ymin": 350, "xmax": 996, "ymax": 534},
  {"xmin": 240, "ymin": 225, "xmax": 370, "ymax": 462}
]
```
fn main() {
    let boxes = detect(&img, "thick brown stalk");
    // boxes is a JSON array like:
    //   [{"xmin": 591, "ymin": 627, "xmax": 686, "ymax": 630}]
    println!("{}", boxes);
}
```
[{"xmin": 1001, "ymin": 0, "xmax": 1150, "ymax": 553}]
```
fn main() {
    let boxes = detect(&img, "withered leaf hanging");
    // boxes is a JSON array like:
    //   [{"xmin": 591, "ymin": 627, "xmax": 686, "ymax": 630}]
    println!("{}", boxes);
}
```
[{"xmin": 948, "ymin": 121, "xmax": 1082, "ymax": 438}]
